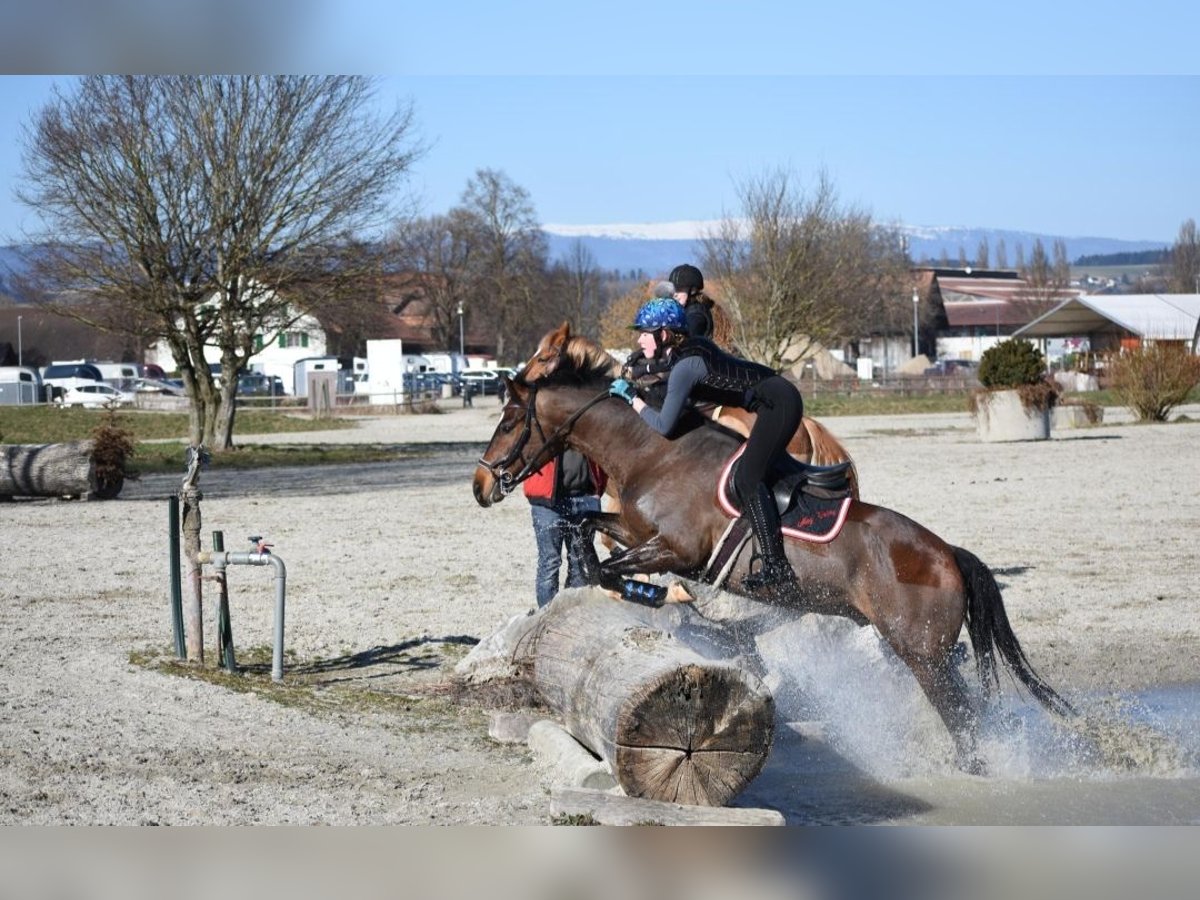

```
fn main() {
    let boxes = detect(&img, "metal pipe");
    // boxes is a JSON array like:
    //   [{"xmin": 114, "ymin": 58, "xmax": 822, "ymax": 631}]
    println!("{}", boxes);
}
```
[
  {"xmin": 212, "ymin": 531, "xmax": 236, "ymax": 673},
  {"xmin": 203, "ymin": 550, "xmax": 287, "ymax": 682},
  {"xmin": 167, "ymin": 496, "xmax": 185, "ymax": 658}
]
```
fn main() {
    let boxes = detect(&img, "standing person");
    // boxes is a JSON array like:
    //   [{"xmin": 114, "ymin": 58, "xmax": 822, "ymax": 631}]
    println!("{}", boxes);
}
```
[
  {"xmin": 667, "ymin": 263, "xmax": 715, "ymax": 340},
  {"xmin": 609, "ymin": 298, "xmax": 803, "ymax": 600},
  {"xmin": 523, "ymin": 448, "xmax": 607, "ymax": 608}
]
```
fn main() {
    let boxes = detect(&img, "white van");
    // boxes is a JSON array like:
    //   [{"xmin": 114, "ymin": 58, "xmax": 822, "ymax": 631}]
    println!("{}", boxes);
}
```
[{"xmin": 0, "ymin": 366, "xmax": 48, "ymax": 404}]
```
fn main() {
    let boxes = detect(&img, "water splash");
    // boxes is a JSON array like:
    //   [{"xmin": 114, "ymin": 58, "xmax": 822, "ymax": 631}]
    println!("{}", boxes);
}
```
[{"xmin": 749, "ymin": 613, "xmax": 1196, "ymax": 781}]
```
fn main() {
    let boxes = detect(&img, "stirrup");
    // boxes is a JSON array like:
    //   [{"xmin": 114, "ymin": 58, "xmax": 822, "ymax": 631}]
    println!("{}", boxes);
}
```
[{"xmin": 742, "ymin": 556, "xmax": 798, "ymax": 599}]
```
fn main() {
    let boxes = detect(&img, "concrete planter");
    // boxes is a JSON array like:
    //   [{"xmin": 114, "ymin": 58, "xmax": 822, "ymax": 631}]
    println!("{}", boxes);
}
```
[
  {"xmin": 974, "ymin": 389, "xmax": 1051, "ymax": 443},
  {"xmin": 1053, "ymin": 403, "xmax": 1104, "ymax": 429}
]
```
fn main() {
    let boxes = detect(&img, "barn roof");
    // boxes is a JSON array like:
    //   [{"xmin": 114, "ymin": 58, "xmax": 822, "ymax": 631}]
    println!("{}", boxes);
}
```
[{"xmin": 1013, "ymin": 294, "xmax": 1200, "ymax": 340}]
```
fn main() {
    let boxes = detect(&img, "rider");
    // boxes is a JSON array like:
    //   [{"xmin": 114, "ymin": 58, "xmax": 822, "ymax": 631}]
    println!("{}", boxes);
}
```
[
  {"xmin": 609, "ymin": 298, "xmax": 804, "ymax": 600},
  {"xmin": 667, "ymin": 263, "xmax": 715, "ymax": 340}
]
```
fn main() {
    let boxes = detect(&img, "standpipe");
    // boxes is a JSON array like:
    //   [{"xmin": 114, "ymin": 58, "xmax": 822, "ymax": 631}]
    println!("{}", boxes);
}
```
[{"xmin": 196, "ymin": 547, "xmax": 288, "ymax": 682}]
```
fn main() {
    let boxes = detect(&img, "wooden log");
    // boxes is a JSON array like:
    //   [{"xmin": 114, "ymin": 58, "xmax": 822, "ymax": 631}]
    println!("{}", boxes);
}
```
[
  {"xmin": 0, "ymin": 440, "xmax": 97, "ymax": 499},
  {"xmin": 518, "ymin": 596, "xmax": 774, "ymax": 807}
]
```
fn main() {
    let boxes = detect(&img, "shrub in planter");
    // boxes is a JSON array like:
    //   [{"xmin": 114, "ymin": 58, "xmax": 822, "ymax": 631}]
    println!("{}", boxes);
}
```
[
  {"xmin": 974, "ymin": 339, "xmax": 1059, "ymax": 413},
  {"xmin": 91, "ymin": 409, "xmax": 136, "ymax": 499},
  {"xmin": 970, "ymin": 340, "xmax": 1058, "ymax": 442}
]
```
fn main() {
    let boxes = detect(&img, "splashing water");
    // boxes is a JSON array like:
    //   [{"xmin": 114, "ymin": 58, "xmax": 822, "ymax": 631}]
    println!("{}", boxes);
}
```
[{"xmin": 748, "ymin": 613, "xmax": 1198, "ymax": 782}]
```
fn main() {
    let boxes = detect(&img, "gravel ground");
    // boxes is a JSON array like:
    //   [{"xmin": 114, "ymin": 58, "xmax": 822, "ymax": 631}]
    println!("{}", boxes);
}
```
[{"xmin": 1, "ymin": 400, "xmax": 1198, "ymax": 824}]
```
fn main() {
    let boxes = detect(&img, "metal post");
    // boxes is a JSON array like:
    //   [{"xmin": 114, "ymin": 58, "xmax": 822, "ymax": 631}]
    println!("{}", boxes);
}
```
[
  {"xmin": 912, "ymin": 288, "xmax": 919, "ymax": 358},
  {"xmin": 168, "ymin": 496, "xmax": 185, "ymax": 658},
  {"xmin": 213, "ymin": 530, "xmax": 236, "ymax": 673},
  {"xmin": 457, "ymin": 302, "xmax": 465, "ymax": 356},
  {"xmin": 16, "ymin": 315, "xmax": 22, "ymax": 367}
]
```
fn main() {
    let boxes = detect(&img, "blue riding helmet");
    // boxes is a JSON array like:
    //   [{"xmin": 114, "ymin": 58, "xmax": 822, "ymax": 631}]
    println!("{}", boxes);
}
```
[{"xmin": 631, "ymin": 298, "xmax": 687, "ymax": 333}]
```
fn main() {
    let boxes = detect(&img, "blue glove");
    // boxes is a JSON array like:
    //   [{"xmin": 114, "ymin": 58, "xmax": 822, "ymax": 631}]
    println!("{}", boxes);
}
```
[{"xmin": 609, "ymin": 378, "xmax": 637, "ymax": 404}]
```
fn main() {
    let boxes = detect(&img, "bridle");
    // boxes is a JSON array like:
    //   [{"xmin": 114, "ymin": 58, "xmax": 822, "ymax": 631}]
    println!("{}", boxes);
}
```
[{"xmin": 476, "ymin": 382, "xmax": 612, "ymax": 495}]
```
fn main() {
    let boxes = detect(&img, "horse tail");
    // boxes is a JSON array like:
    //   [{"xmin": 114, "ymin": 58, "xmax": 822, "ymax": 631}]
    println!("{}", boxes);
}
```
[
  {"xmin": 953, "ymin": 545, "xmax": 1074, "ymax": 717},
  {"xmin": 801, "ymin": 417, "xmax": 860, "ymax": 500}
]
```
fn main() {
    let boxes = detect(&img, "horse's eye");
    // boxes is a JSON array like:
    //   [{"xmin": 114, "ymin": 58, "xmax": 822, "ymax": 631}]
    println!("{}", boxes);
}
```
[{"xmin": 500, "ymin": 418, "xmax": 516, "ymax": 434}]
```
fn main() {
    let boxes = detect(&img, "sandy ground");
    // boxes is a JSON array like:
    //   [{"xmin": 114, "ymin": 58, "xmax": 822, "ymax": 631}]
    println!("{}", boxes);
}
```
[{"xmin": 1, "ymin": 398, "xmax": 1198, "ymax": 824}]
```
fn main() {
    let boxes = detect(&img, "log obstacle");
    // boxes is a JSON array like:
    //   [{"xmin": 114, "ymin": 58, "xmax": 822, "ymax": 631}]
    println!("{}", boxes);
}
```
[
  {"xmin": 0, "ymin": 440, "xmax": 98, "ymax": 499},
  {"xmin": 514, "ymin": 595, "xmax": 775, "ymax": 807}
]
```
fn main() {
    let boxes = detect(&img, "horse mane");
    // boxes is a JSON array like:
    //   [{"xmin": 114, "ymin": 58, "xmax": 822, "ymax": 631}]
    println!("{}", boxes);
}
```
[
  {"xmin": 559, "ymin": 334, "xmax": 620, "ymax": 380},
  {"xmin": 519, "ymin": 331, "xmax": 620, "ymax": 388}
]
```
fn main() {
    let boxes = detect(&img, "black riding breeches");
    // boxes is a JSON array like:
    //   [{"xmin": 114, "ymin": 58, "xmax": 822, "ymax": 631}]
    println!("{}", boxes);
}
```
[{"xmin": 732, "ymin": 375, "xmax": 803, "ymax": 503}]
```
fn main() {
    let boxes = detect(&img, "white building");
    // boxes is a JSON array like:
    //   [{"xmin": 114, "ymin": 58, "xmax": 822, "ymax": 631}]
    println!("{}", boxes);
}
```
[{"xmin": 148, "ymin": 295, "xmax": 329, "ymax": 396}]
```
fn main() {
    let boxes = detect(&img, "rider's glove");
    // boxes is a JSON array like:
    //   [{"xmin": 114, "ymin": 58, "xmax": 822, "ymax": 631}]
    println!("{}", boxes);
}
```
[{"xmin": 609, "ymin": 378, "xmax": 637, "ymax": 404}]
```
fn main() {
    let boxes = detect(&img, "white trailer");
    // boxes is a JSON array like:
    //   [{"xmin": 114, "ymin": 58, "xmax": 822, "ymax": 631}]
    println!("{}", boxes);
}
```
[
  {"xmin": 292, "ymin": 356, "xmax": 340, "ymax": 399},
  {"xmin": 0, "ymin": 366, "xmax": 47, "ymax": 404},
  {"xmin": 423, "ymin": 352, "xmax": 469, "ymax": 375}
]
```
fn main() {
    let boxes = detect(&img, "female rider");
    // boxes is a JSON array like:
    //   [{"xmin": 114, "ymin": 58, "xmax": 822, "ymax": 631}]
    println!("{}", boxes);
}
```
[{"xmin": 609, "ymin": 298, "xmax": 804, "ymax": 600}]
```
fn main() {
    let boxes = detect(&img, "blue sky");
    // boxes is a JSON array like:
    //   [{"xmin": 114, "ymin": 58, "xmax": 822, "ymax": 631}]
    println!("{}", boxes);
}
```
[{"xmin": 1, "ymin": 2, "xmax": 1198, "ymax": 243}]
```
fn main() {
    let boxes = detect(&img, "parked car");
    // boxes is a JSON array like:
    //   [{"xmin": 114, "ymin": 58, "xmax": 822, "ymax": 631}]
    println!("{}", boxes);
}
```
[
  {"xmin": 458, "ymin": 369, "xmax": 503, "ymax": 396},
  {"xmin": 237, "ymin": 373, "xmax": 285, "ymax": 397},
  {"xmin": 56, "ymin": 383, "xmax": 136, "ymax": 409},
  {"xmin": 923, "ymin": 359, "xmax": 979, "ymax": 377},
  {"xmin": 130, "ymin": 377, "xmax": 184, "ymax": 396},
  {"xmin": 42, "ymin": 362, "xmax": 104, "ymax": 399}
]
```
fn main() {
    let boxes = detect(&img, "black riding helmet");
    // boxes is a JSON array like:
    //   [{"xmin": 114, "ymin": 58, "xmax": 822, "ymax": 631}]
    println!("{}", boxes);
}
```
[{"xmin": 668, "ymin": 264, "xmax": 704, "ymax": 295}]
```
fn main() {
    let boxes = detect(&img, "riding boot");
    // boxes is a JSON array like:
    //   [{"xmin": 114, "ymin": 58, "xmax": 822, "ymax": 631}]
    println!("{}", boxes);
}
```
[{"xmin": 740, "ymin": 483, "xmax": 799, "ymax": 601}]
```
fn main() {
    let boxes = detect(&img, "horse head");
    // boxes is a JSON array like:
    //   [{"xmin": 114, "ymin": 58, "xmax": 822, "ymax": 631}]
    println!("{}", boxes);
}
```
[
  {"xmin": 473, "ymin": 325, "xmax": 620, "ymax": 508},
  {"xmin": 473, "ymin": 376, "xmax": 545, "ymax": 507}
]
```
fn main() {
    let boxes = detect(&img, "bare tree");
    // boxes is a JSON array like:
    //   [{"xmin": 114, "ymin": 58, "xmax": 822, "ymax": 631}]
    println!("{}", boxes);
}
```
[
  {"xmin": 1169, "ymin": 218, "xmax": 1199, "ymax": 294},
  {"xmin": 545, "ymin": 239, "xmax": 605, "ymax": 338},
  {"xmin": 701, "ymin": 169, "xmax": 909, "ymax": 370},
  {"xmin": 16, "ymin": 76, "xmax": 420, "ymax": 448},
  {"xmin": 390, "ymin": 210, "xmax": 480, "ymax": 352},
  {"xmin": 995, "ymin": 238, "xmax": 1009, "ymax": 269},
  {"xmin": 975, "ymin": 238, "xmax": 990, "ymax": 269},
  {"xmin": 455, "ymin": 169, "xmax": 548, "ymax": 361}
]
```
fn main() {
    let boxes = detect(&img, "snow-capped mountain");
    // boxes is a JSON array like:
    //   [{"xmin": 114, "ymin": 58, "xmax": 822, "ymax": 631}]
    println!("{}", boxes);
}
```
[{"xmin": 541, "ymin": 221, "xmax": 1169, "ymax": 276}]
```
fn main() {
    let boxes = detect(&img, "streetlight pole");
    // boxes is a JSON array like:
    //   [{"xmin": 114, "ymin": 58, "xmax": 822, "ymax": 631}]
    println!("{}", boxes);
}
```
[
  {"xmin": 17, "ymin": 315, "xmax": 22, "ymax": 366},
  {"xmin": 456, "ymin": 302, "xmax": 465, "ymax": 356},
  {"xmin": 911, "ymin": 288, "xmax": 919, "ymax": 358}
]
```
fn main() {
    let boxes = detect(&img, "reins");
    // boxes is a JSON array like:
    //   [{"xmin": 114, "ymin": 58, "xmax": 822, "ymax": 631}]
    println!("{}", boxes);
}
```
[{"xmin": 476, "ymin": 384, "xmax": 612, "ymax": 494}]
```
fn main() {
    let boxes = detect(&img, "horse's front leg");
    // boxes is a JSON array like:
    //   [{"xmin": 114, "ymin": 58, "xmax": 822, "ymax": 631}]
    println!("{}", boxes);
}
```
[
  {"xmin": 598, "ymin": 534, "xmax": 689, "ymax": 582},
  {"xmin": 573, "ymin": 510, "xmax": 642, "ymax": 549}
]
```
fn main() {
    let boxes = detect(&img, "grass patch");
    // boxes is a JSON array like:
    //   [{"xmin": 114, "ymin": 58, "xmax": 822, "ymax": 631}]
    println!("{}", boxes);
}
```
[
  {"xmin": 131, "ymin": 441, "xmax": 425, "ymax": 474},
  {"xmin": 804, "ymin": 393, "xmax": 972, "ymax": 417},
  {"xmin": 129, "ymin": 645, "xmax": 489, "ymax": 730},
  {"xmin": 0, "ymin": 405, "xmax": 355, "ymax": 444}
]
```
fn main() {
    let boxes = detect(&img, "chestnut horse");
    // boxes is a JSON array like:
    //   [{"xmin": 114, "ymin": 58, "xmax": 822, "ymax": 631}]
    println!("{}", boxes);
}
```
[
  {"xmin": 520, "ymin": 322, "xmax": 860, "ymax": 498},
  {"xmin": 474, "ymin": 327, "xmax": 1071, "ymax": 770}
]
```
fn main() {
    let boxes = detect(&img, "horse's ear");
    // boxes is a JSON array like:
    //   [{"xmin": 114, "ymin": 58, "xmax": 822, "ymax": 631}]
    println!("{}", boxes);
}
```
[
  {"xmin": 502, "ymin": 373, "xmax": 524, "ymax": 399},
  {"xmin": 548, "ymin": 321, "xmax": 571, "ymax": 350}
]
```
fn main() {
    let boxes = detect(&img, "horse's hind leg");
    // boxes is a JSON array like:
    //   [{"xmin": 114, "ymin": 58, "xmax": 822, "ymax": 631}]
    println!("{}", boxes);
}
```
[{"xmin": 906, "ymin": 652, "xmax": 984, "ymax": 775}]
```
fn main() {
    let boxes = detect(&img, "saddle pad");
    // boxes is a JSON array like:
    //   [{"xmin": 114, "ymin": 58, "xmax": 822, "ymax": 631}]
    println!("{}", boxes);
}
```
[{"xmin": 716, "ymin": 447, "xmax": 852, "ymax": 544}]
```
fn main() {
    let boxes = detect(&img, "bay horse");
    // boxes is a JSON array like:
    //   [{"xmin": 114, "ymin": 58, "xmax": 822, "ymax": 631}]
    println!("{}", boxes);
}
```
[
  {"xmin": 520, "ymin": 323, "xmax": 860, "ymax": 498},
  {"xmin": 474, "ymin": 326, "xmax": 1072, "ymax": 770}
]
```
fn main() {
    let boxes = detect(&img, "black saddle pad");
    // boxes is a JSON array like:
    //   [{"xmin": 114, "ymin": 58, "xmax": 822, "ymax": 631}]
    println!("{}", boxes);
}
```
[{"xmin": 716, "ymin": 446, "xmax": 853, "ymax": 543}]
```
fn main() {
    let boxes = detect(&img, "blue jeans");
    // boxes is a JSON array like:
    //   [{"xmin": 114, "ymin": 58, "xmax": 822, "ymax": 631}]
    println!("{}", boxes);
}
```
[{"xmin": 531, "ymin": 495, "xmax": 602, "ymax": 607}]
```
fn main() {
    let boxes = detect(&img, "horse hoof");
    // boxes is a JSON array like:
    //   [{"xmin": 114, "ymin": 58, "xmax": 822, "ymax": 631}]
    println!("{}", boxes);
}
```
[{"xmin": 958, "ymin": 754, "xmax": 987, "ymax": 776}]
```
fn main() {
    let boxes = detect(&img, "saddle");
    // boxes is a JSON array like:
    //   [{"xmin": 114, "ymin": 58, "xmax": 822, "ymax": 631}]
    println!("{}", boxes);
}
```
[
  {"xmin": 720, "ymin": 445, "xmax": 853, "ymax": 517},
  {"xmin": 701, "ymin": 448, "xmax": 854, "ymax": 587},
  {"xmin": 715, "ymin": 445, "xmax": 853, "ymax": 544}
]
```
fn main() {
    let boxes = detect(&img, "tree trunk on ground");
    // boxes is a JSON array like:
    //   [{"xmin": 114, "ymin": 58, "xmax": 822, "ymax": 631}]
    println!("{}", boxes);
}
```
[
  {"xmin": 0, "ymin": 440, "xmax": 97, "ymax": 499},
  {"xmin": 516, "ymin": 597, "xmax": 775, "ymax": 807}
]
